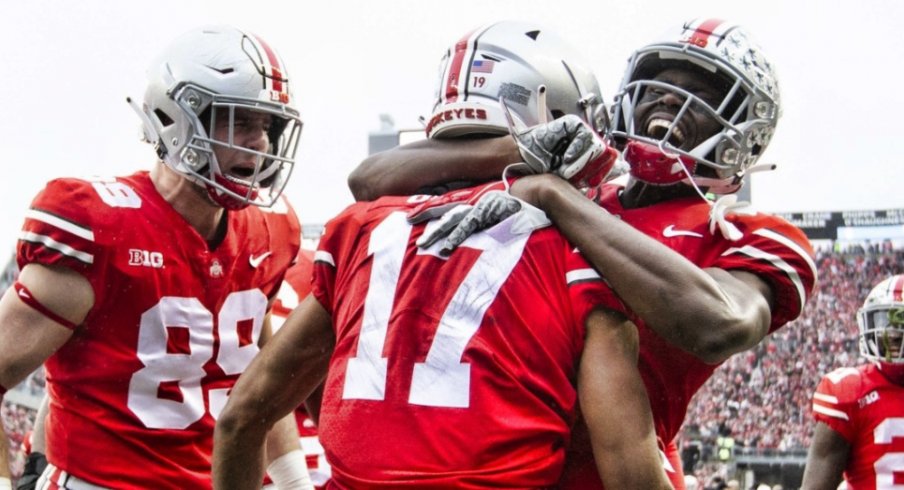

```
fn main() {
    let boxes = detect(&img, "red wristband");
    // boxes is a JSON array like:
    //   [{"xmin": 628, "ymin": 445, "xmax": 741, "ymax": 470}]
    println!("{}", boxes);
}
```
[{"xmin": 13, "ymin": 281, "xmax": 78, "ymax": 330}]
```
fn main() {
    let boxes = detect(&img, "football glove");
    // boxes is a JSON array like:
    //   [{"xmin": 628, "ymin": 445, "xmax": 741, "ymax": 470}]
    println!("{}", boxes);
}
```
[
  {"xmin": 16, "ymin": 452, "xmax": 47, "ymax": 490},
  {"xmin": 416, "ymin": 190, "xmax": 523, "ymax": 256}
]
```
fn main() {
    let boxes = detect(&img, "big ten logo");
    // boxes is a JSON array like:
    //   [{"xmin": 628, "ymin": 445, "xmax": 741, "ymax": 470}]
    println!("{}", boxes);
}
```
[
  {"xmin": 129, "ymin": 249, "xmax": 164, "ymax": 269},
  {"xmin": 858, "ymin": 390, "xmax": 880, "ymax": 408}
]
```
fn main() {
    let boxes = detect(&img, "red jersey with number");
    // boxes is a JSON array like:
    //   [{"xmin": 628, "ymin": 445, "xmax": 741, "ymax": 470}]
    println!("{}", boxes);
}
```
[
  {"xmin": 561, "ymin": 183, "xmax": 817, "ymax": 490},
  {"xmin": 17, "ymin": 171, "xmax": 300, "ymax": 489},
  {"xmin": 311, "ymin": 188, "xmax": 619, "ymax": 489},
  {"xmin": 271, "ymin": 248, "xmax": 332, "ymax": 489},
  {"xmin": 812, "ymin": 364, "xmax": 904, "ymax": 489}
]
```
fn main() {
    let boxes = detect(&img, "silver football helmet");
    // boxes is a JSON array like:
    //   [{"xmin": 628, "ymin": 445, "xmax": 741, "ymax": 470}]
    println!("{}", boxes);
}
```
[
  {"xmin": 858, "ymin": 275, "xmax": 904, "ymax": 365},
  {"xmin": 134, "ymin": 25, "xmax": 302, "ymax": 209},
  {"xmin": 611, "ymin": 19, "xmax": 780, "ymax": 194},
  {"xmin": 426, "ymin": 21, "xmax": 606, "ymax": 139}
]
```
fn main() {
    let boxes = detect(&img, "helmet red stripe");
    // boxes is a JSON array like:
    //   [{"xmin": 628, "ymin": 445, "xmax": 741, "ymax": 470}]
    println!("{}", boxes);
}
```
[
  {"xmin": 253, "ymin": 34, "xmax": 284, "ymax": 94},
  {"xmin": 687, "ymin": 18, "xmax": 725, "ymax": 48},
  {"xmin": 444, "ymin": 29, "xmax": 479, "ymax": 104},
  {"xmin": 892, "ymin": 275, "xmax": 904, "ymax": 302}
]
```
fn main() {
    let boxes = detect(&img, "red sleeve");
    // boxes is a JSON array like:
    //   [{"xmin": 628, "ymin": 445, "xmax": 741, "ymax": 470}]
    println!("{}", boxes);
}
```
[
  {"xmin": 17, "ymin": 178, "xmax": 115, "ymax": 302},
  {"xmin": 715, "ymin": 214, "xmax": 817, "ymax": 331},
  {"xmin": 311, "ymin": 204, "xmax": 368, "ymax": 315},
  {"xmin": 811, "ymin": 367, "xmax": 863, "ymax": 443},
  {"xmin": 565, "ymin": 244, "xmax": 627, "ymax": 329}
]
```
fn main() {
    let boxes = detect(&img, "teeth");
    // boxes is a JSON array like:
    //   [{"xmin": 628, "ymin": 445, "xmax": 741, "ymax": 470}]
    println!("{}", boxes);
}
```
[{"xmin": 646, "ymin": 118, "xmax": 685, "ymax": 147}]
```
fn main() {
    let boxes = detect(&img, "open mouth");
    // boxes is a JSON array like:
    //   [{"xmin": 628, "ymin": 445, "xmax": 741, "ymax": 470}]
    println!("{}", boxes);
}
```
[
  {"xmin": 645, "ymin": 118, "xmax": 685, "ymax": 148},
  {"xmin": 228, "ymin": 166, "xmax": 258, "ymax": 182}
]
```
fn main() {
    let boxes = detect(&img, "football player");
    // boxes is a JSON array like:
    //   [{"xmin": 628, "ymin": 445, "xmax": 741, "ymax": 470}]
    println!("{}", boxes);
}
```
[
  {"xmin": 348, "ymin": 18, "xmax": 818, "ymax": 489},
  {"xmin": 0, "ymin": 25, "xmax": 311, "ymax": 489},
  {"xmin": 214, "ymin": 21, "xmax": 670, "ymax": 490},
  {"xmin": 802, "ymin": 275, "xmax": 904, "ymax": 489}
]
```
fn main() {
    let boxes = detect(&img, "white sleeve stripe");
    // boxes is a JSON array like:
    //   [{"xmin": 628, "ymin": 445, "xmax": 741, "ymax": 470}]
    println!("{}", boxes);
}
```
[
  {"xmin": 812, "ymin": 403, "xmax": 850, "ymax": 421},
  {"xmin": 813, "ymin": 392, "xmax": 839, "ymax": 404},
  {"xmin": 566, "ymin": 268, "xmax": 601, "ymax": 284},
  {"xmin": 752, "ymin": 228, "xmax": 817, "ymax": 283},
  {"xmin": 19, "ymin": 231, "xmax": 94, "ymax": 265},
  {"xmin": 313, "ymin": 250, "xmax": 335, "ymax": 267},
  {"xmin": 25, "ymin": 210, "xmax": 95, "ymax": 241},
  {"xmin": 721, "ymin": 245, "xmax": 806, "ymax": 312}
]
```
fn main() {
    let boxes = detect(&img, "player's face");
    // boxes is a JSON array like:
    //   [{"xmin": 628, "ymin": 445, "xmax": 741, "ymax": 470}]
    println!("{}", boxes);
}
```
[
  {"xmin": 886, "ymin": 330, "xmax": 903, "ymax": 358},
  {"xmin": 211, "ymin": 107, "xmax": 273, "ymax": 184},
  {"xmin": 632, "ymin": 68, "xmax": 723, "ymax": 152}
]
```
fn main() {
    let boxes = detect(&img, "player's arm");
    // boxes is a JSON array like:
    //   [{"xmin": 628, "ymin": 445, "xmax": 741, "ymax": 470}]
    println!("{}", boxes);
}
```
[
  {"xmin": 258, "ymin": 312, "xmax": 314, "ymax": 490},
  {"xmin": 347, "ymin": 135, "xmax": 519, "ymax": 201},
  {"xmin": 800, "ymin": 422, "xmax": 849, "ymax": 490},
  {"xmin": 516, "ymin": 175, "xmax": 772, "ymax": 364},
  {"xmin": 0, "ymin": 264, "xmax": 92, "ymax": 479},
  {"xmin": 579, "ymin": 308, "xmax": 671, "ymax": 489},
  {"xmin": 214, "ymin": 296, "xmax": 334, "ymax": 490}
]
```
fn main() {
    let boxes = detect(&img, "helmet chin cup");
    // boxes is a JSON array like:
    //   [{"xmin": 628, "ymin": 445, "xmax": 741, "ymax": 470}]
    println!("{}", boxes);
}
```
[
  {"xmin": 624, "ymin": 141, "xmax": 696, "ymax": 186},
  {"xmin": 206, "ymin": 174, "xmax": 258, "ymax": 211}
]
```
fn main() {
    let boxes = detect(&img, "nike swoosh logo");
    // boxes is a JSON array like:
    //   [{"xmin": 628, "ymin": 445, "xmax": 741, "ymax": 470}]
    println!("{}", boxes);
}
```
[
  {"xmin": 18, "ymin": 288, "xmax": 30, "ymax": 299},
  {"xmin": 662, "ymin": 225, "xmax": 703, "ymax": 238},
  {"xmin": 249, "ymin": 251, "xmax": 273, "ymax": 268}
]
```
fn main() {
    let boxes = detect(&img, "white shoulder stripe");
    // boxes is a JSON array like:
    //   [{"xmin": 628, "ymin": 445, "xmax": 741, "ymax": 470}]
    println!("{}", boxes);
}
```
[
  {"xmin": 566, "ymin": 268, "xmax": 601, "ymax": 285},
  {"xmin": 19, "ymin": 231, "xmax": 94, "ymax": 264},
  {"xmin": 721, "ymin": 245, "xmax": 806, "ymax": 313},
  {"xmin": 812, "ymin": 403, "xmax": 849, "ymax": 421},
  {"xmin": 314, "ymin": 250, "xmax": 335, "ymax": 267},
  {"xmin": 753, "ymin": 229, "xmax": 817, "ymax": 283},
  {"xmin": 813, "ymin": 392, "xmax": 839, "ymax": 405},
  {"xmin": 25, "ymin": 210, "xmax": 94, "ymax": 241}
]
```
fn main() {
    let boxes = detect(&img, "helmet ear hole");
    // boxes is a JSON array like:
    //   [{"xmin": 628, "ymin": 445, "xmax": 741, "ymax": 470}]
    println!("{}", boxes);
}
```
[{"xmin": 154, "ymin": 109, "xmax": 174, "ymax": 127}]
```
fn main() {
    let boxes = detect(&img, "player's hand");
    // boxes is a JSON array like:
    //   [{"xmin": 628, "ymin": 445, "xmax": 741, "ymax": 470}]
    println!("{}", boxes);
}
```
[
  {"xmin": 16, "ymin": 452, "xmax": 48, "ymax": 490},
  {"xmin": 512, "ymin": 115, "xmax": 618, "ymax": 188},
  {"xmin": 416, "ymin": 190, "xmax": 523, "ymax": 256}
]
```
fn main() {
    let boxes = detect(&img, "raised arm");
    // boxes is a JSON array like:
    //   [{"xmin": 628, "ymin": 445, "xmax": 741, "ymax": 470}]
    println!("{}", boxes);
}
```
[
  {"xmin": 579, "ymin": 308, "xmax": 672, "ymax": 489},
  {"xmin": 0, "ymin": 264, "xmax": 91, "ymax": 479},
  {"xmin": 800, "ymin": 422, "xmax": 849, "ymax": 490},
  {"xmin": 347, "ymin": 135, "xmax": 519, "ymax": 201},
  {"xmin": 214, "ymin": 295, "xmax": 334, "ymax": 490},
  {"xmin": 517, "ymin": 175, "xmax": 773, "ymax": 364}
]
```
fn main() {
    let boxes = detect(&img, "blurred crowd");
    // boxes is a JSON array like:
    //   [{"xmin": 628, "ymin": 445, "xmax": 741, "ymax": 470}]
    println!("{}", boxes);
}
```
[{"xmin": 680, "ymin": 248, "xmax": 903, "ymax": 481}]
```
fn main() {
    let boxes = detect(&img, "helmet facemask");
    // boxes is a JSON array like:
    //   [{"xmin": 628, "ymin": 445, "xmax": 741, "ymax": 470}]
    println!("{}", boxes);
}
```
[{"xmin": 610, "ymin": 20, "xmax": 780, "ymax": 195}]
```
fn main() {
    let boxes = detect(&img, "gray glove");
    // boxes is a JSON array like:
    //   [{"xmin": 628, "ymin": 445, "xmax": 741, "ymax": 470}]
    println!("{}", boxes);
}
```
[{"xmin": 417, "ymin": 191, "xmax": 522, "ymax": 256}]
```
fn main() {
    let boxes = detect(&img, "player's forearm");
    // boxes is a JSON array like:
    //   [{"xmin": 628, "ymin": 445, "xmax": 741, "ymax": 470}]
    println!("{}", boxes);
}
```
[
  {"xmin": 348, "ymin": 135, "xmax": 519, "ymax": 201},
  {"xmin": 526, "ymin": 176, "xmax": 769, "ymax": 363},
  {"xmin": 265, "ymin": 414, "xmax": 301, "ymax": 465},
  {"xmin": 579, "ymin": 312, "xmax": 672, "ymax": 489},
  {"xmin": 213, "ymin": 415, "xmax": 268, "ymax": 490}
]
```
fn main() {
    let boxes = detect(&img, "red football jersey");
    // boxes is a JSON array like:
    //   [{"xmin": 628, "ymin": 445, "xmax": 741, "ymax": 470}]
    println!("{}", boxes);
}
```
[
  {"xmin": 812, "ymin": 364, "xmax": 904, "ymax": 489},
  {"xmin": 17, "ymin": 171, "xmax": 300, "ymax": 489},
  {"xmin": 270, "ymin": 248, "xmax": 332, "ymax": 489},
  {"xmin": 311, "ymin": 188, "xmax": 619, "ymax": 489},
  {"xmin": 562, "ymin": 183, "xmax": 817, "ymax": 490}
]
